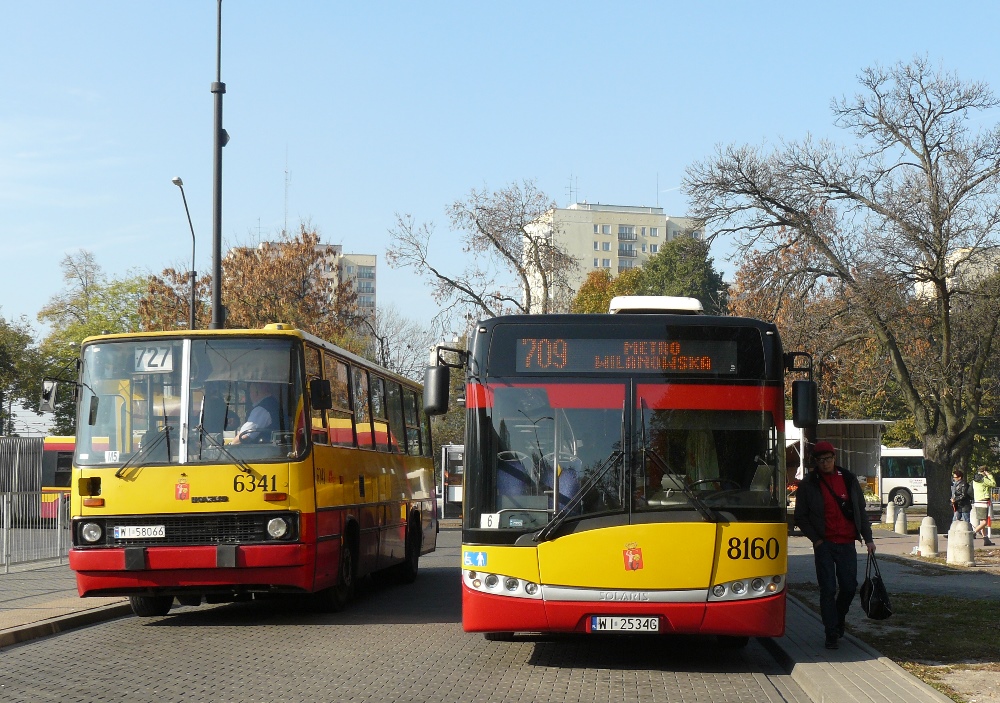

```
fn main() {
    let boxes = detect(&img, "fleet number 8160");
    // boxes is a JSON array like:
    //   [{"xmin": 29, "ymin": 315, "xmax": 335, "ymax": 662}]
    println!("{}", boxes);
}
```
[{"xmin": 727, "ymin": 537, "xmax": 780, "ymax": 560}]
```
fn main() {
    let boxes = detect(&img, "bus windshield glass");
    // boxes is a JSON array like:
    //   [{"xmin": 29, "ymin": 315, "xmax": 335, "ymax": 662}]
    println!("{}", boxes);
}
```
[
  {"xmin": 473, "ymin": 381, "xmax": 783, "ymax": 532},
  {"xmin": 75, "ymin": 337, "xmax": 305, "ymax": 466}
]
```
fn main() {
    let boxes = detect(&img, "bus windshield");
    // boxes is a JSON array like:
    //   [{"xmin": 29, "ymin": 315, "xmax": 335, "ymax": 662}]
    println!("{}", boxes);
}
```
[
  {"xmin": 76, "ymin": 337, "xmax": 306, "ymax": 466},
  {"xmin": 472, "ymin": 380, "xmax": 783, "ymax": 532}
]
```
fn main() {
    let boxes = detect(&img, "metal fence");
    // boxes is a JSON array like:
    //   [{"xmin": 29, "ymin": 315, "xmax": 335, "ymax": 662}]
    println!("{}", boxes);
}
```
[{"xmin": 0, "ymin": 491, "xmax": 71, "ymax": 572}]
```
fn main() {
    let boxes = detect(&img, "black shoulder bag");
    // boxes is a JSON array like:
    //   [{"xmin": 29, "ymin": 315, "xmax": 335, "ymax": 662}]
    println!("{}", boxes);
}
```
[{"xmin": 859, "ymin": 551, "xmax": 892, "ymax": 620}]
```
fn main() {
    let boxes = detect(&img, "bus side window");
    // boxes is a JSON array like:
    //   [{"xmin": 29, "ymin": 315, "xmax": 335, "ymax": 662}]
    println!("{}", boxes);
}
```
[
  {"xmin": 403, "ymin": 390, "xmax": 421, "ymax": 456},
  {"xmin": 418, "ymin": 392, "xmax": 432, "ymax": 458},
  {"xmin": 385, "ymin": 381, "xmax": 406, "ymax": 454},
  {"xmin": 325, "ymin": 355, "xmax": 354, "ymax": 447},
  {"xmin": 353, "ymin": 367, "xmax": 374, "ymax": 449},
  {"xmin": 370, "ymin": 375, "xmax": 390, "ymax": 452},
  {"xmin": 306, "ymin": 345, "xmax": 328, "ymax": 445}
]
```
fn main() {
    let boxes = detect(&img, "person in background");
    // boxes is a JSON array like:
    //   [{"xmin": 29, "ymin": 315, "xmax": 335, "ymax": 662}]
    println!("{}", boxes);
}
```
[
  {"xmin": 951, "ymin": 469, "xmax": 973, "ymax": 524},
  {"xmin": 971, "ymin": 466, "xmax": 996, "ymax": 545},
  {"xmin": 793, "ymin": 440, "xmax": 876, "ymax": 650}
]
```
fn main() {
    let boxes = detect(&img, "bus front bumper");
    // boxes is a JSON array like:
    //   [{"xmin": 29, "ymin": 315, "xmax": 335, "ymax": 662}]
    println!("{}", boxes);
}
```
[
  {"xmin": 463, "ymin": 583, "xmax": 786, "ymax": 637},
  {"xmin": 69, "ymin": 543, "xmax": 313, "ymax": 597}
]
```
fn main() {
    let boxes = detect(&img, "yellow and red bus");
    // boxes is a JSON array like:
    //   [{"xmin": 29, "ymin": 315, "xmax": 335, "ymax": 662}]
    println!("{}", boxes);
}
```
[
  {"xmin": 67, "ymin": 324, "xmax": 437, "ymax": 616},
  {"xmin": 41, "ymin": 436, "xmax": 74, "ymax": 520},
  {"xmin": 424, "ymin": 297, "xmax": 815, "ymax": 645}
]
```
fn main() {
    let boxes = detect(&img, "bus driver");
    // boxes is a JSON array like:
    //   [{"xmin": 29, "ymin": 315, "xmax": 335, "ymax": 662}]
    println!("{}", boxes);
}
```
[{"xmin": 233, "ymin": 382, "xmax": 280, "ymax": 444}]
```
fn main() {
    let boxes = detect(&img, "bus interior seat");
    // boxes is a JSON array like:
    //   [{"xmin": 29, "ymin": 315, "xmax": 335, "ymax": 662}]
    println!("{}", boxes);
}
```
[{"xmin": 497, "ymin": 453, "xmax": 547, "ymax": 510}]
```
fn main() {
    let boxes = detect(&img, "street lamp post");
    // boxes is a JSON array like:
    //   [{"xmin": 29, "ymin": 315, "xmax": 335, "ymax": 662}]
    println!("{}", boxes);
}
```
[
  {"xmin": 171, "ymin": 177, "xmax": 197, "ymax": 330},
  {"xmin": 209, "ymin": 0, "xmax": 229, "ymax": 329}
]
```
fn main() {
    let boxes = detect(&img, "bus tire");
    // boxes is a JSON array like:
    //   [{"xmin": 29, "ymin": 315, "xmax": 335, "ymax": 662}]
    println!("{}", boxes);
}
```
[
  {"xmin": 890, "ymin": 489, "xmax": 912, "ymax": 509},
  {"xmin": 129, "ymin": 595, "xmax": 174, "ymax": 617},
  {"xmin": 316, "ymin": 536, "xmax": 357, "ymax": 613},
  {"xmin": 717, "ymin": 635, "xmax": 750, "ymax": 649},
  {"xmin": 484, "ymin": 631, "xmax": 514, "ymax": 641},
  {"xmin": 397, "ymin": 516, "xmax": 421, "ymax": 584}
]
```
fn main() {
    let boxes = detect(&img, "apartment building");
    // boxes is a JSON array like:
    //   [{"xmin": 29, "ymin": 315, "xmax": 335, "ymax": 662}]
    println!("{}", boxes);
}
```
[
  {"xmin": 527, "ymin": 202, "xmax": 705, "ymax": 305},
  {"xmin": 316, "ymin": 243, "xmax": 377, "ymax": 316}
]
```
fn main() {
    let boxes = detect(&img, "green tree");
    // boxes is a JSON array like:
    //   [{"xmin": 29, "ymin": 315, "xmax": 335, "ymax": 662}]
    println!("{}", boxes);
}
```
[
  {"xmin": 0, "ymin": 313, "xmax": 41, "ymax": 435},
  {"xmin": 37, "ymin": 251, "xmax": 147, "ymax": 434},
  {"xmin": 637, "ymin": 237, "xmax": 726, "ymax": 313},
  {"xmin": 684, "ymin": 57, "xmax": 1000, "ymax": 526}
]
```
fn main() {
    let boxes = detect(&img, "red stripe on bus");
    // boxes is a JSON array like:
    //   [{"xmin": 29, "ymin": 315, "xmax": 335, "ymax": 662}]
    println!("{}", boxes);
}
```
[
  {"xmin": 465, "ymin": 383, "xmax": 627, "ymax": 409},
  {"xmin": 636, "ymin": 384, "xmax": 784, "ymax": 412}
]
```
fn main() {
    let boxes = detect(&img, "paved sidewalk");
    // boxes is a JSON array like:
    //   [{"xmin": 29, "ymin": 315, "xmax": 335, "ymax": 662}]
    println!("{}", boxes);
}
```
[{"xmin": 1, "ymin": 525, "xmax": 993, "ymax": 703}]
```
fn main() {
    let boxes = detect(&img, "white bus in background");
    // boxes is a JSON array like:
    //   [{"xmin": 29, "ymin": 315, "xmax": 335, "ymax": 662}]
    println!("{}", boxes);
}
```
[{"xmin": 879, "ymin": 446, "xmax": 927, "ymax": 508}]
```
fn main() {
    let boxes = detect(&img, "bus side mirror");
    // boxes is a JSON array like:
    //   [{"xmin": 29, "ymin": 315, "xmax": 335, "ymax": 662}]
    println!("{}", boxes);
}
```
[
  {"xmin": 309, "ymin": 379, "xmax": 333, "ymax": 411},
  {"xmin": 40, "ymin": 380, "xmax": 58, "ymax": 413},
  {"xmin": 791, "ymin": 380, "xmax": 817, "ymax": 428},
  {"xmin": 88, "ymin": 396, "xmax": 100, "ymax": 426},
  {"xmin": 424, "ymin": 366, "xmax": 451, "ymax": 415}
]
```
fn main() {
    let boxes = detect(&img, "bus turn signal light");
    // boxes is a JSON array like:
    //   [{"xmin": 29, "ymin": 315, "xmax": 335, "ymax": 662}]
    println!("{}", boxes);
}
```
[
  {"xmin": 83, "ymin": 498, "xmax": 105, "ymax": 507},
  {"xmin": 263, "ymin": 492, "xmax": 287, "ymax": 501}
]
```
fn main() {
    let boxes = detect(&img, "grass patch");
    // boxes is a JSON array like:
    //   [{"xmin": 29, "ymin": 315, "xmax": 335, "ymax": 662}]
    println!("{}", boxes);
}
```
[{"xmin": 788, "ymin": 582, "xmax": 999, "ymax": 702}]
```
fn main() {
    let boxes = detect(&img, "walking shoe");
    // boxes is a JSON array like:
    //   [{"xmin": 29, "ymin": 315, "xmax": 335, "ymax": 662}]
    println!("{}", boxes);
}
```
[
  {"xmin": 825, "ymin": 633, "xmax": 839, "ymax": 649},
  {"xmin": 985, "ymin": 538, "xmax": 995, "ymax": 546}
]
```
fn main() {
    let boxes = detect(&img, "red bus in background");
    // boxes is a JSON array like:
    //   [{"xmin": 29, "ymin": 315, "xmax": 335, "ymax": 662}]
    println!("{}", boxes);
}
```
[{"xmin": 41, "ymin": 436, "xmax": 74, "ymax": 519}]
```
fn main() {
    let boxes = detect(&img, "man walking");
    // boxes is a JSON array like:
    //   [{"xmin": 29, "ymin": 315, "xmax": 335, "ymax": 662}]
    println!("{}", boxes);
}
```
[{"xmin": 794, "ymin": 441, "xmax": 876, "ymax": 650}]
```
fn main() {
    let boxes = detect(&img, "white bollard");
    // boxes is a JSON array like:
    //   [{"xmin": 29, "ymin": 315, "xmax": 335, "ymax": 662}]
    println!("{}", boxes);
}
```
[
  {"xmin": 918, "ymin": 516, "xmax": 938, "ymax": 556},
  {"xmin": 885, "ymin": 502, "xmax": 897, "ymax": 525},
  {"xmin": 894, "ymin": 506, "xmax": 908, "ymax": 534},
  {"xmin": 946, "ymin": 519, "xmax": 976, "ymax": 566}
]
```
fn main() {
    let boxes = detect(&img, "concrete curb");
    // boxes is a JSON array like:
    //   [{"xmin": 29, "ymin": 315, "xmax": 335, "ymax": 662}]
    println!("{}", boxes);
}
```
[
  {"xmin": 0, "ymin": 602, "xmax": 134, "ymax": 649},
  {"xmin": 763, "ymin": 595, "xmax": 952, "ymax": 703}
]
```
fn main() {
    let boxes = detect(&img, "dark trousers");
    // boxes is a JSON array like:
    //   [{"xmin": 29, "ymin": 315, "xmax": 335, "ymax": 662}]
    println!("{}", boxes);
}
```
[{"xmin": 814, "ymin": 541, "xmax": 858, "ymax": 636}]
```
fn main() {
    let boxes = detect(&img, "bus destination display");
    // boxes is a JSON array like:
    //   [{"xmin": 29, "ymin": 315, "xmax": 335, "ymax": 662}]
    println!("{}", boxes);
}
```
[{"xmin": 517, "ymin": 338, "xmax": 738, "ymax": 374}]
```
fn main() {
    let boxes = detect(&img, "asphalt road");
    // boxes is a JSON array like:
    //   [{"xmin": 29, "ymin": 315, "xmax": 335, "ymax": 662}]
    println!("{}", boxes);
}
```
[{"xmin": 0, "ymin": 528, "xmax": 810, "ymax": 703}]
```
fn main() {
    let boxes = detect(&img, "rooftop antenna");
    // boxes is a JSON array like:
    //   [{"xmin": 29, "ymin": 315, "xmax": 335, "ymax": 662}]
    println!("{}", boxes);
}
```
[
  {"xmin": 566, "ymin": 174, "xmax": 578, "ymax": 205},
  {"xmin": 283, "ymin": 145, "xmax": 290, "ymax": 236}
]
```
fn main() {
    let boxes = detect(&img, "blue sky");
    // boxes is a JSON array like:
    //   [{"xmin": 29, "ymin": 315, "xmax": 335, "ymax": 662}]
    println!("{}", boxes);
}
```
[{"xmin": 4, "ymin": 1, "xmax": 1000, "ymax": 343}]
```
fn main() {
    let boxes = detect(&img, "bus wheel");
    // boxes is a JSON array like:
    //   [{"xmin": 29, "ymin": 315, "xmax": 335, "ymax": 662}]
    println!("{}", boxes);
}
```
[
  {"xmin": 484, "ymin": 632, "xmax": 514, "ymax": 641},
  {"xmin": 316, "ymin": 540, "xmax": 356, "ymax": 612},
  {"xmin": 397, "ymin": 518, "xmax": 421, "ymax": 584},
  {"xmin": 129, "ymin": 595, "xmax": 174, "ymax": 617},
  {"xmin": 890, "ymin": 489, "xmax": 912, "ymax": 508},
  {"xmin": 717, "ymin": 635, "xmax": 749, "ymax": 649}
]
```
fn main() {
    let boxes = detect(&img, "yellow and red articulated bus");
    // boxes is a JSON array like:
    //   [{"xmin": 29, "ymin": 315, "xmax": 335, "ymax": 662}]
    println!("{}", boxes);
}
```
[
  {"xmin": 41, "ymin": 436, "xmax": 74, "ymax": 520},
  {"xmin": 424, "ymin": 296, "xmax": 816, "ymax": 646},
  {"xmin": 68, "ymin": 324, "xmax": 437, "ymax": 617}
]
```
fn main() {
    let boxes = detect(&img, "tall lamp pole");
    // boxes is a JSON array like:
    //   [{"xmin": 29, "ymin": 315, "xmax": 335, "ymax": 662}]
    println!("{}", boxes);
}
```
[
  {"xmin": 171, "ymin": 177, "xmax": 197, "ymax": 330},
  {"xmin": 209, "ymin": 0, "xmax": 230, "ymax": 328}
]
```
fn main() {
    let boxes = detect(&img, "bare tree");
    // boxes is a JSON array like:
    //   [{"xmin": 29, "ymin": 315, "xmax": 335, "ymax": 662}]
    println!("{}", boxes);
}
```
[
  {"xmin": 684, "ymin": 56, "xmax": 1000, "ymax": 525},
  {"xmin": 386, "ymin": 180, "xmax": 577, "ymax": 323}
]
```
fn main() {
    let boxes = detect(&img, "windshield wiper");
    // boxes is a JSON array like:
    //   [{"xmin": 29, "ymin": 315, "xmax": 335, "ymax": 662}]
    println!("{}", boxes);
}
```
[
  {"xmin": 532, "ymin": 450, "xmax": 624, "ymax": 543},
  {"xmin": 197, "ymin": 426, "xmax": 254, "ymax": 474},
  {"xmin": 114, "ymin": 425, "xmax": 171, "ymax": 478},
  {"xmin": 641, "ymin": 447, "xmax": 718, "ymax": 523}
]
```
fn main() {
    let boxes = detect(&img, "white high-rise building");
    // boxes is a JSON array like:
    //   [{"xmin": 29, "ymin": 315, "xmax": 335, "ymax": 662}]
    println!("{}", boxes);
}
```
[
  {"xmin": 527, "ymin": 202, "xmax": 705, "ymax": 307},
  {"xmin": 315, "ymin": 244, "xmax": 377, "ymax": 316}
]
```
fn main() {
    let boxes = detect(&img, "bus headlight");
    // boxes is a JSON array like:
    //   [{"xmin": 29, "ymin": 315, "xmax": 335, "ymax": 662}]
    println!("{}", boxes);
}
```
[
  {"xmin": 266, "ymin": 517, "xmax": 289, "ymax": 539},
  {"xmin": 504, "ymin": 577, "xmax": 519, "ymax": 592},
  {"xmin": 712, "ymin": 584, "xmax": 726, "ymax": 598},
  {"xmin": 484, "ymin": 574, "xmax": 500, "ymax": 589},
  {"xmin": 81, "ymin": 522, "xmax": 103, "ymax": 543}
]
